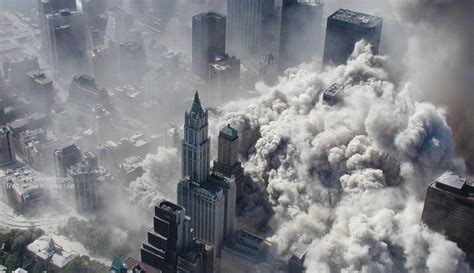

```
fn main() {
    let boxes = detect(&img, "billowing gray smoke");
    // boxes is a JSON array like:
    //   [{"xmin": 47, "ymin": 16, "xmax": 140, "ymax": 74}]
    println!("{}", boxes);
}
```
[
  {"xmin": 208, "ymin": 42, "xmax": 470, "ymax": 272},
  {"xmin": 390, "ymin": 0, "xmax": 474, "ymax": 172},
  {"xmin": 128, "ymin": 147, "xmax": 180, "ymax": 210}
]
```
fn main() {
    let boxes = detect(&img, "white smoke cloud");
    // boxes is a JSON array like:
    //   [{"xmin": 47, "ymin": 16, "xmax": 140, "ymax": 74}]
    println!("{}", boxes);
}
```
[
  {"xmin": 209, "ymin": 41, "xmax": 470, "ymax": 272},
  {"xmin": 128, "ymin": 147, "xmax": 180, "ymax": 210}
]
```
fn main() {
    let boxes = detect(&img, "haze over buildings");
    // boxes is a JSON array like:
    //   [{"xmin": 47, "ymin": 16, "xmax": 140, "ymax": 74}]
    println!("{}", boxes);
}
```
[{"xmin": 0, "ymin": 0, "xmax": 472, "ymax": 272}]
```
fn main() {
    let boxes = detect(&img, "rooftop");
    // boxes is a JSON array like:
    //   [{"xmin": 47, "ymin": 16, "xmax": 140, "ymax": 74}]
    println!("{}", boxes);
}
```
[
  {"xmin": 330, "ymin": 9, "xmax": 382, "ymax": 28},
  {"xmin": 324, "ymin": 83, "xmax": 344, "ymax": 96},
  {"xmin": 433, "ymin": 172, "xmax": 474, "ymax": 198},
  {"xmin": 2, "ymin": 166, "xmax": 46, "ymax": 201},
  {"xmin": 220, "ymin": 124, "xmax": 238, "ymax": 141},
  {"xmin": 158, "ymin": 200, "xmax": 184, "ymax": 213},
  {"xmin": 27, "ymin": 235, "xmax": 77, "ymax": 268},
  {"xmin": 223, "ymin": 230, "xmax": 270, "ymax": 263}
]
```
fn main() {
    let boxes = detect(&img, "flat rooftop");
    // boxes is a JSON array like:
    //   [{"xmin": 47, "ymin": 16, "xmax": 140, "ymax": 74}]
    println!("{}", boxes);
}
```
[{"xmin": 330, "ymin": 9, "xmax": 382, "ymax": 27}]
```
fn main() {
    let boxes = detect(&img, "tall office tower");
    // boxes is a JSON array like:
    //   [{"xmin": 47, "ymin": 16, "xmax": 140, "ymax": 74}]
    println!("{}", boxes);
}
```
[
  {"xmin": 177, "ymin": 175, "xmax": 227, "ymax": 265},
  {"xmin": 119, "ymin": 41, "xmax": 147, "ymax": 85},
  {"xmin": 45, "ymin": 10, "xmax": 89, "ymax": 78},
  {"xmin": 37, "ymin": 0, "xmax": 77, "ymax": 50},
  {"xmin": 0, "ymin": 127, "xmax": 16, "ymax": 167},
  {"xmin": 220, "ymin": 230, "xmax": 272, "ymax": 273},
  {"xmin": 92, "ymin": 104, "xmax": 114, "ymax": 144},
  {"xmin": 279, "ymin": 0, "xmax": 323, "ymax": 72},
  {"xmin": 53, "ymin": 144, "xmax": 82, "ymax": 179},
  {"xmin": 322, "ymin": 9, "xmax": 383, "ymax": 66},
  {"xmin": 178, "ymin": 93, "xmax": 236, "ymax": 268},
  {"xmin": 66, "ymin": 151, "xmax": 105, "ymax": 211},
  {"xmin": 141, "ymin": 200, "xmax": 214, "ymax": 273},
  {"xmin": 181, "ymin": 91, "xmax": 210, "ymax": 183},
  {"xmin": 192, "ymin": 12, "xmax": 226, "ymax": 79},
  {"xmin": 208, "ymin": 54, "xmax": 240, "ymax": 105},
  {"xmin": 26, "ymin": 70, "xmax": 55, "ymax": 113},
  {"xmin": 226, "ymin": 0, "xmax": 282, "ymax": 67},
  {"xmin": 421, "ymin": 172, "xmax": 474, "ymax": 265},
  {"xmin": 213, "ymin": 124, "xmax": 245, "ymax": 201}
]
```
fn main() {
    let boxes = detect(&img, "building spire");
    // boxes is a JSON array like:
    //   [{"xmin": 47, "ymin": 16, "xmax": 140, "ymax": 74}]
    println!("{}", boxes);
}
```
[{"xmin": 191, "ymin": 90, "xmax": 203, "ymax": 114}]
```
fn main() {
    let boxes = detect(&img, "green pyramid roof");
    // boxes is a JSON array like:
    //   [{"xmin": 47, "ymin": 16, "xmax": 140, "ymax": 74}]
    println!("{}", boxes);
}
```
[{"xmin": 190, "ymin": 90, "xmax": 203, "ymax": 114}]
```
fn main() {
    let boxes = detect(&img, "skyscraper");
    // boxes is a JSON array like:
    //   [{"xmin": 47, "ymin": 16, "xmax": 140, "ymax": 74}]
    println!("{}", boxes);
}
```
[
  {"xmin": 37, "ymin": 0, "xmax": 77, "ymax": 50},
  {"xmin": 208, "ymin": 54, "xmax": 240, "ymax": 105},
  {"xmin": 45, "ymin": 10, "xmax": 89, "ymax": 78},
  {"xmin": 0, "ymin": 127, "xmax": 16, "ymax": 167},
  {"xmin": 177, "ymin": 92, "xmax": 236, "ymax": 269},
  {"xmin": 279, "ymin": 0, "xmax": 323, "ymax": 72},
  {"xmin": 421, "ymin": 172, "xmax": 474, "ymax": 266},
  {"xmin": 141, "ymin": 200, "xmax": 214, "ymax": 273},
  {"xmin": 226, "ymin": 0, "xmax": 282, "ymax": 66},
  {"xmin": 192, "ymin": 12, "xmax": 226, "ymax": 79},
  {"xmin": 66, "ymin": 151, "xmax": 106, "ymax": 211},
  {"xmin": 53, "ymin": 144, "xmax": 82, "ymax": 179},
  {"xmin": 323, "ymin": 9, "xmax": 383, "ymax": 66},
  {"xmin": 213, "ymin": 124, "xmax": 245, "ymax": 201},
  {"xmin": 181, "ymin": 92, "xmax": 210, "ymax": 184}
]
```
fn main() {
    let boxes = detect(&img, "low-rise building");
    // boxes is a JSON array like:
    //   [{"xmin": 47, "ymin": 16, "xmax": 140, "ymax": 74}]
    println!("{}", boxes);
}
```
[
  {"xmin": 26, "ymin": 235, "xmax": 78, "ymax": 270},
  {"xmin": 1, "ymin": 166, "xmax": 47, "ymax": 209},
  {"xmin": 220, "ymin": 230, "xmax": 272, "ymax": 273}
]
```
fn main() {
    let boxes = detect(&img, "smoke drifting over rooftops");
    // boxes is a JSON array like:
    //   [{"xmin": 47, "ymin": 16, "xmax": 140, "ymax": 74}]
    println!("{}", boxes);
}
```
[
  {"xmin": 390, "ymin": 0, "xmax": 474, "ymax": 172},
  {"xmin": 205, "ymin": 41, "xmax": 470, "ymax": 272}
]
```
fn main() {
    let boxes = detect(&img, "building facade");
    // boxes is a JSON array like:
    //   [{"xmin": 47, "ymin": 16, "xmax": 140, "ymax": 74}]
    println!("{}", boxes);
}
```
[
  {"xmin": 45, "ymin": 10, "xmax": 89, "ymax": 78},
  {"xmin": 0, "ymin": 127, "xmax": 16, "ymax": 167},
  {"xmin": 208, "ymin": 54, "xmax": 240, "ymax": 105},
  {"xmin": 323, "ymin": 9, "xmax": 383, "ymax": 66},
  {"xmin": 37, "ymin": 0, "xmax": 77, "ymax": 50},
  {"xmin": 141, "ymin": 200, "xmax": 214, "ymax": 273},
  {"xmin": 226, "ymin": 0, "xmax": 282, "ymax": 69},
  {"xmin": 279, "ymin": 0, "xmax": 323, "ymax": 71},
  {"xmin": 181, "ymin": 92, "xmax": 210, "ymax": 184},
  {"xmin": 192, "ymin": 12, "xmax": 226, "ymax": 79},
  {"xmin": 178, "ymin": 93, "xmax": 236, "ymax": 270},
  {"xmin": 66, "ymin": 151, "xmax": 104, "ymax": 211},
  {"xmin": 421, "ymin": 172, "xmax": 474, "ymax": 266},
  {"xmin": 213, "ymin": 124, "xmax": 245, "ymax": 201}
]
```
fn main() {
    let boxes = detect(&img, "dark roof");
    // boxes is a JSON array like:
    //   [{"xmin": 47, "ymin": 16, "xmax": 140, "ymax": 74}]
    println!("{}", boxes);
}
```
[
  {"xmin": 330, "ymin": 9, "xmax": 383, "ymax": 28},
  {"xmin": 61, "ymin": 144, "xmax": 80, "ymax": 156},
  {"xmin": 436, "ymin": 172, "xmax": 466, "ymax": 190}
]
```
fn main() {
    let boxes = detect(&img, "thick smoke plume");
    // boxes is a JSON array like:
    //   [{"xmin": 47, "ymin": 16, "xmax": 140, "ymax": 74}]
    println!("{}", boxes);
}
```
[
  {"xmin": 128, "ymin": 147, "xmax": 180, "ymax": 210},
  {"xmin": 390, "ymin": 0, "xmax": 474, "ymax": 172},
  {"xmin": 208, "ymin": 42, "xmax": 470, "ymax": 272}
]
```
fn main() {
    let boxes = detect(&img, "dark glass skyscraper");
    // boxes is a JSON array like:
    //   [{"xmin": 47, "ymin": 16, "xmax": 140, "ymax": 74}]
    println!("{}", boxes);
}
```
[
  {"xmin": 192, "ymin": 12, "xmax": 226, "ymax": 79},
  {"xmin": 421, "ymin": 172, "xmax": 474, "ymax": 266},
  {"xmin": 279, "ymin": 0, "xmax": 323, "ymax": 72},
  {"xmin": 37, "ymin": 0, "xmax": 77, "ymax": 50},
  {"xmin": 45, "ymin": 10, "xmax": 89, "ymax": 78},
  {"xmin": 323, "ymin": 9, "xmax": 383, "ymax": 66}
]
